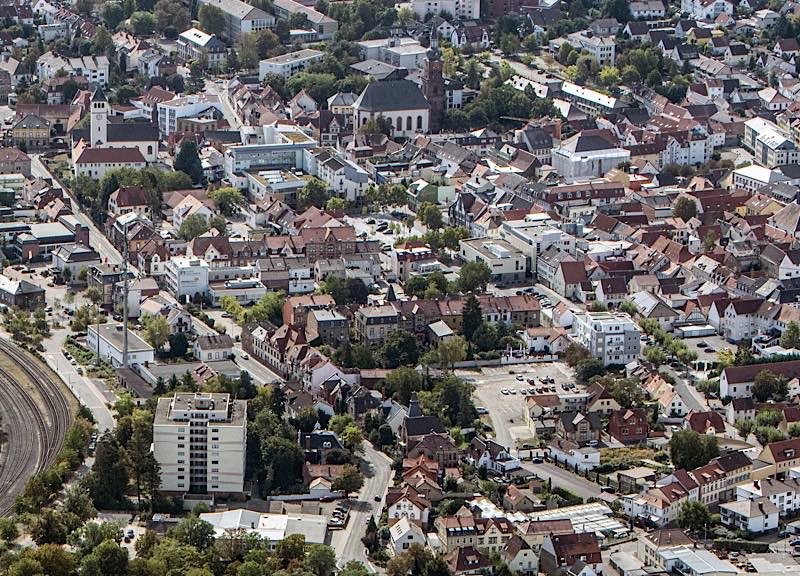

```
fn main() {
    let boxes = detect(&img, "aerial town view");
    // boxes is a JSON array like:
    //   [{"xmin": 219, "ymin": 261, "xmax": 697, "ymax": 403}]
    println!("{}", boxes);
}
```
[{"xmin": 4, "ymin": 0, "xmax": 800, "ymax": 573}]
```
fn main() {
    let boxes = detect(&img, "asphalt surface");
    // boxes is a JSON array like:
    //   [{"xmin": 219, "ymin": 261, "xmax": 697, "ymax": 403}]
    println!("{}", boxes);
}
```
[{"xmin": 332, "ymin": 441, "xmax": 393, "ymax": 572}]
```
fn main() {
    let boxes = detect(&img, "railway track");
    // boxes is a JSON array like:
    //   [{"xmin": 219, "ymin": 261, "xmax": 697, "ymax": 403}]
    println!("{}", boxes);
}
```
[{"xmin": 0, "ymin": 339, "xmax": 73, "ymax": 516}]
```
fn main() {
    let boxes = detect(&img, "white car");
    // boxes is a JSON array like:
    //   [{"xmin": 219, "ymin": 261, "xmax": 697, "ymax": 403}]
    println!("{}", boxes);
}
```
[
  {"xmin": 508, "ymin": 388, "xmax": 517, "ymax": 394},
  {"xmin": 240, "ymin": 352, "xmax": 250, "ymax": 360},
  {"xmin": 587, "ymin": 440, "xmax": 599, "ymax": 447},
  {"xmin": 501, "ymin": 388, "xmax": 509, "ymax": 395}
]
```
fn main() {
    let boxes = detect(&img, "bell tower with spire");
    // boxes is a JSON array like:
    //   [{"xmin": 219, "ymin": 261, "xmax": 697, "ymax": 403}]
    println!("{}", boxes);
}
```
[
  {"xmin": 90, "ymin": 86, "xmax": 108, "ymax": 147},
  {"xmin": 422, "ymin": 31, "xmax": 444, "ymax": 133}
]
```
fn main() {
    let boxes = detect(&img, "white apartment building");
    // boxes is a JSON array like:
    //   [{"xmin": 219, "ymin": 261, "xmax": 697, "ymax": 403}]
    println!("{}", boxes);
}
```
[
  {"xmin": 36, "ymin": 52, "xmax": 109, "ymax": 85},
  {"xmin": 499, "ymin": 217, "xmax": 576, "ymax": 274},
  {"xmin": 165, "ymin": 256, "xmax": 210, "ymax": 301},
  {"xmin": 196, "ymin": 0, "xmax": 275, "ymax": 41},
  {"xmin": 565, "ymin": 31, "xmax": 616, "ymax": 66},
  {"xmin": 409, "ymin": 0, "xmax": 480, "ymax": 21},
  {"xmin": 315, "ymin": 153, "xmax": 370, "ymax": 202},
  {"xmin": 153, "ymin": 392, "xmax": 247, "ymax": 494},
  {"xmin": 743, "ymin": 117, "xmax": 800, "ymax": 168},
  {"xmin": 258, "ymin": 49, "xmax": 324, "ymax": 81},
  {"xmin": 176, "ymin": 28, "xmax": 227, "ymax": 69},
  {"xmin": 733, "ymin": 164, "xmax": 788, "ymax": 192},
  {"xmin": 87, "ymin": 323, "xmax": 155, "ymax": 368},
  {"xmin": 573, "ymin": 312, "xmax": 641, "ymax": 366},
  {"xmin": 459, "ymin": 238, "xmax": 526, "ymax": 287},
  {"xmin": 157, "ymin": 94, "xmax": 224, "ymax": 136}
]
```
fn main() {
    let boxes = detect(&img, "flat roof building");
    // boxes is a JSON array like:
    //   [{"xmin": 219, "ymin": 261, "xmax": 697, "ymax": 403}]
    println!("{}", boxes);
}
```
[{"xmin": 154, "ymin": 392, "xmax": 247, "ymax": 494}]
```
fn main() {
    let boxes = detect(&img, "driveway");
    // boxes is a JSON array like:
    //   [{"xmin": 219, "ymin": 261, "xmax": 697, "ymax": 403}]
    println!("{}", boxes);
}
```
[{"xmin": 522, "ymin": 460, "xmax": 602, "ymax": 500}]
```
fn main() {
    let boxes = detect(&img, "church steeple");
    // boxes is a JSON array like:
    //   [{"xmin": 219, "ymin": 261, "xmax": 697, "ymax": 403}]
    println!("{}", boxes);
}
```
[
  {"xmin": 90, "ymin": 85, "xmax": 108, "ymax": 146},
  {"xmin": 422, "ymin": 31, "xmax": 444, "ymax": 134}
]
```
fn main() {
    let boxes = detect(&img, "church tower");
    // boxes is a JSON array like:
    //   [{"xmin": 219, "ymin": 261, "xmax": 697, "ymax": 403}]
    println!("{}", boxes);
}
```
[
  {"xmin": 422, "ymin": 32, "xmax": 444, "ymax": 134},
  {"xmin": 90, "ymin": 86, "xmax": 108, "ymax": 147}
]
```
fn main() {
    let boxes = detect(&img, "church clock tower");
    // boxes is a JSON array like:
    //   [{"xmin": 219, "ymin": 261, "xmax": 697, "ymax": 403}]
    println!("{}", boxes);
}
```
[
  {"xmin": 422, "ymin": 32, "xmax": 444, "ymax": 134},
  {"xmin": 90, "ymin": 86, "xmax": 108, "ymax": 147}
]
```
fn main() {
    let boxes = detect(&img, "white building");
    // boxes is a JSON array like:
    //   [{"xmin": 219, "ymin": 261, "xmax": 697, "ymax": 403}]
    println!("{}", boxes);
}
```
[
  {"xmin": 195, "ymin": 0, "xmax": 275, "ymax": 41},
  {"xmin": 743, "ymin": 117, "xmax": 800, "ymax": 168},
  {"xmin": 177, "ymin": 28, "xmax": 227, "ymax": 69},
  {"xmin": 195, "ymin": 334, "xmax": 234, "ymax": 362},
  {"xmin": 315, "ymin": 153, "xmax": 370, "ymax": 202},
  {"xmin": 258, "ymin": 49, "xmax": 324, "ymax": 81},
  {"xmin": 36, "ymin": 51, "xmax": 109, "ymax": 85},
  {"xmin": 209, "ymin": 277, "xmax": 268, "ymax": 306},
  {"xmin": 548, "ymin": 439, "xmax": 600, "ymax": 472},
  {"xmin": 87, "ymin": 323, "xmax": 155, "ymax": 368},
  {"xmin": 408, "ymin": 0, "xmax": 480, "ymax": 21},
  {"xmin": 736, "ymin": 478, "xmax": 798, "ymax": 516},
  {"xmin": 389, "ymin": 518, "xmax": 426, "ymax": 556},
  {"xmin": 719, "ymin": 498, "xmax": 779, "ymax": 533},
  {"xmin": 565, "ymin": 31, "xmax": 616, "ymax": 66},
  {"xmin": 165, "ymin": 256, "xmax": 210, "ymax": 301},
  {"xmin": 733, "ymin": 164, "xmax": 788, "ymax": 192},
  {"xmin": 551, "ymin": 131, "xmax": 630, "ymax": 182},
  {"xmin": 201, "ymin": 509, "xmax": 327, "ymax": 547},
  {"xmin": 352, "ymin": 79, "xmax": 430, "ymax": 139},
  {"xmin": 154, "ymin": 392, "xmax": 247, "ymax": 494},
  {"xmin": 499, "ymin": 217, "xmax": 576, "ymax": 274},
  {"xmin": 459, "ymin": 238, "xmax": 526, "ymax": 286},
  {"xmin": 680, "ymin": 0, "xmax": 733, "ymax": 20},
  {"xmin": 157, "ymin": 93, "xmax": 224, "ymax": 137},
  {"xmin": 573, "ymin": 311, "xmax": 641, "ymax": 366}
]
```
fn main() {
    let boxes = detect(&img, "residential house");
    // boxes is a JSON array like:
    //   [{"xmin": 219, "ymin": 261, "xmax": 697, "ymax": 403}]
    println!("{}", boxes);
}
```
[{"xmin": 608, "ymin": 408, "xmax": 649, "ymax": 444}]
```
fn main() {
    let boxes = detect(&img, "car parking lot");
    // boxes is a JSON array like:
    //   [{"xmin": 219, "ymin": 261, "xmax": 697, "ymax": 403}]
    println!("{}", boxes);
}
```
[{"xmin": 460, "ymin": 362, "xmax": 576, "ymax": 449}]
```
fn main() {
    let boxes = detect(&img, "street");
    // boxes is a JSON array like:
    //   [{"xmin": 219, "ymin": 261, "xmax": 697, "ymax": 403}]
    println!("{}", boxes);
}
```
[
  {"xmin": 332, "ymin": 441, "xmax": 392, "ymax": 572},
  {"xmin": 661, "ymin": 365, "xmax": 707, "ymax": 413},
  {"xmin": 31, "ymin": 154, "xmax": 134, "ymax": 272},
  {"xmin": 204, "ymin": 79, "xmax": 242, "ymax": 130},
  {"xmin": 191, "ymin": 316, "xmax": 283, "ymax": 385},
  {"xmin": 44, "ymin": 327, "xmax": 117, "ymax": 433}
]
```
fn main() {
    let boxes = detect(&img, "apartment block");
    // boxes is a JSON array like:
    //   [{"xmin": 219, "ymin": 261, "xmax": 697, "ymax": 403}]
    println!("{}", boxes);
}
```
[
  {"xmin": 573, "ymin": 311, "xmax": 641, "ymax": 366},
  {"xmin": 153, "ymin": 392, "xmax": 247, "ymax": 494}
]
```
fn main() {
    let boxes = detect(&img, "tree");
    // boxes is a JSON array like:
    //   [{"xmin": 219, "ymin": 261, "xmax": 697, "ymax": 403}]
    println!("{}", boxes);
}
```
[
  {"xmin": 752, "ymin": 369, "xmax": 788, "ymax": 402},
  {"xmin": 644, "ymin": 345, "xmax": 666, "ymax": 366},
  {"xmin": 673, "ymin": 196, "xmax": 697, "ymax": 221},
  {"xmin": 198, "ymin": 3, "xmax": 225, "ymax": 35},
  {"xmin": 0, "ymin": 517, "xmax": 19, "ymax": 542},
  {"xmin": 380, "ymin": 330, "xmax": 419, "ymax": 368},
  {"xmin": 385, "ymin": 367, "xmax": 423, "ymax": 404},
  {"xmin": 32, "ymin": 544, "xmax": 77, "ymax": 576},
  {"xmin": 298, "ymin": 178, "xmax": 329, "ymax": 209},
  {"xmin": 326, "ymin": 196, "xmax": 345, "ymax": 211},
  {"xmin": 342, "ymin": 425, "xmax": 363, "ymax": 453},
  {"xmin": 177, "ymin": 213, "xmax": 210, "ymax": 240},
  {"xmin": 575, "ymin": 358, "xmax": 605, "ymax": 384},
  {"xmin": 174, "ymin": 140, "xmax": 203, "ymax": 184},
  {"xmin": 169, "ymin": 516, "xmax": 216, "ymax": 551},
  {"xmin": 87, "ymin": 433, "xmax": 129, "ymax": 508},
  {"xmin": 602, "ymin": 0, "xmax": 630, "ymax": 20},
  {"xmin": 599, "ymin": 66, "xmax": 620, "ymax": 86},
  {"xmin": 142, "ymin": 313, "xmax": 170, "ymax": 351},
  {"xmin": 102, "ymin": 3, "xmax": 125, "ymax": 28},
  {"xmin": 80, "ymin": 539, "xmax": 129, "ymax": 576},
  {"xmin": 168, "ymin": 332, "xmax": 188, "ymax": 357},
  {"xmin": 677, "ymin": 500, "xmax": 712, "ymax": 534},
  {"xmin": 669, "ymin": 429, "xmax": 719, "ymax": 471},
  {"xmin": 129, "ymin": 11, "xmax": 155, "ymax": 35},
  {"xmin": 458, "ymin": 261, "xmax": 491, "ymax": 293},
  {"xmin": 419, "ymin": 202, "xmax": 443, "ymax": 229},
  {"xmin": 154, "ymin": 0, "xmax": 189, "ymax": 32},
  {"xmin": 396, "ymin": 5, "xmax": 414, "ymax": 24},
  {"xmin": 436, "ymin": 336, "xmax": 467, "ymax": 372},
  {"xmin": 236, "ymin": 32, "xmax": 260, "ymax": 70},
  {"xmin": 270, "ymin": 384, "xmax": 286, "ymax": 416},
  {"xmin": 618, "ymin": 301, "xmax": 638, "ymax": 315},
  {"xmin": 208, "ymin": 187, "xmax": 246, "ymax": 215},
  {"xmin": 564, "ymin": 343, "xmax": 590, "ymax": 367},
  {"xmin": 461, "ymin": 293, "xmax": 483, "ymax": 343},
  {"xmin": 782, "ymin": 321, "xmax": 800, "ymax": 349},
  {"xmin": 331, "ymin": 464, "xmax": 364, "ymax": 495},
  {"xmin": 126, "ymin": 410, "xmax": 160, "ymax": 505}
]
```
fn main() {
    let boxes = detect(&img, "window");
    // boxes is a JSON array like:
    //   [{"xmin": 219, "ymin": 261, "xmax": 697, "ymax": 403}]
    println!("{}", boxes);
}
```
[
  {"xmin": 396, "ymin": 116, "xmax": 402, "ymax": 131},
  {"xmin": 417, "ymin": 116, "xmax": 423, "ymax": 129}
]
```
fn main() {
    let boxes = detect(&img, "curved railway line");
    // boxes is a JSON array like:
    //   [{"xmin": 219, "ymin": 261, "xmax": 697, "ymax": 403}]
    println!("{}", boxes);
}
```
[{"xmin": 0, "ymin": 339, "xmax": 73, "ymax": 516}]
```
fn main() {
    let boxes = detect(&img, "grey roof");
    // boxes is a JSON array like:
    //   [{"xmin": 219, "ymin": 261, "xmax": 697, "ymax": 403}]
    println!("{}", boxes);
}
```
[
  {"xmin": 14, "ymin": 114, "xmax": 49, "ymax": 130},
  {"xmin": 73, "ymin": 122, "xmax": 158, "ymax": 143},
  {"xmin": 354, "ymin": 80, "xmax": 430, "ymax": 113}
]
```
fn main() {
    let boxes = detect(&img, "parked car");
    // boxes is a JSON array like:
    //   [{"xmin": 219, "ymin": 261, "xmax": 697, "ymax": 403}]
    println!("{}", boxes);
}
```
[{"xmin": 501, "ymin": 388, "xmax": 509, "ymax": 395}]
